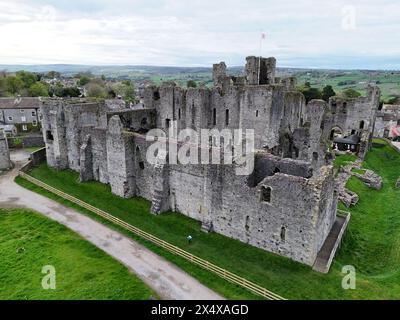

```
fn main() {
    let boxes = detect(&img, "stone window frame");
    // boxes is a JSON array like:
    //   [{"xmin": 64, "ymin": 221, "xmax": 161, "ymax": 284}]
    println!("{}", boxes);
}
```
[
  {"xmin": 225, "ymin": 109, "xmax": 230, "ymax": 126},
  {"xmin": 212, "ymin": 108, "xmax": 217, "ymax": 126},
  {"xmin": 280, "ymin": 226, "xmax": 287, "ymax": 243},
  {"xmin": 260, "ymin": 185, "xmax": 272, "ymax": 204}
]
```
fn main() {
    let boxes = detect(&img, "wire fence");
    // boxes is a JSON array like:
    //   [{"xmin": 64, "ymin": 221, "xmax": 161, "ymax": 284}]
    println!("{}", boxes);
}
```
[{"xmin": 19, "ymin": 170, "xmax": 286, "ymax": 300}]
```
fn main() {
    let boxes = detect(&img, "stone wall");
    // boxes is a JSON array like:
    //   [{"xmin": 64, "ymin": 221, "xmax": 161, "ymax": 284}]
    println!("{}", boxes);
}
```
[
  {"xmin": 0, "ymin": 131, "xmax": 11, "ymax": 170},
  {"xmin": 30, "ymin": 147, "xmax": 46, "ymax": 166},
  {"xmin": 22, "ymin": 135, "xmax": 45, "ymax": 148}
]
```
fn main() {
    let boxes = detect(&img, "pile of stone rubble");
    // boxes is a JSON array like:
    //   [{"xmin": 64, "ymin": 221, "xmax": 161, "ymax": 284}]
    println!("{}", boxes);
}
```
[{"xmin": 336, "ymin": 160, "xmax": 383, "ymax": 207}]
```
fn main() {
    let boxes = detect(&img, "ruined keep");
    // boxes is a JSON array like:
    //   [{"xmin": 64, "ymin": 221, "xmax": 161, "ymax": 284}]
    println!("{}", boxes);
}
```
[
  {"xmin": 40, "ymin": 56, "xmax": 379, "ymax": 271},
  {"xmin": 0, "ymin": 130, "xmax": 11, "ymax": 170}
]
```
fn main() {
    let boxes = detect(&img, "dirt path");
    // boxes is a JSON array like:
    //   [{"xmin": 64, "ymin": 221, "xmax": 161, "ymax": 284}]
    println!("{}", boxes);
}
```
[{"xmin": 0, "ymin": 150, "xmax": 224, "ymax": 300}]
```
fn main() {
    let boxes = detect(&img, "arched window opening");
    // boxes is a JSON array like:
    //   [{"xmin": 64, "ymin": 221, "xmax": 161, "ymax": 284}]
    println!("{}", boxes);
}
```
[
  {"xmin": 360, "ymin": 121, "xmax": 365, "ymax": 130},
  {"xmin": 225, "ymin": 109, "xmax": 230, "ymax": 126},
  {"xmin": 280, "ymin": 226, "xmax": 286, "ymax": 242},
  {"xmin": 46, "ymin": 130, "xmax": 54, "ymax": 141},
  {"xmin": 213, "ymin": 108, "xmax": 216, "ymax": 125},
  {"xmin": 261, "ymin": 186, "xmax": 272, "ymax": 203},
  {"xmin": 192, "ymin": 102, "xmax": 196, "ymax": 126},
  {"xmin": 136, "ymin": 146, "xmax": 145, "ymax": 170}
]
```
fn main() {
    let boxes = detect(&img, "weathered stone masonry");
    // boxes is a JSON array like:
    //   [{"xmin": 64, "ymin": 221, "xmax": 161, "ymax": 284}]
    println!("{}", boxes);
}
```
[
  {"xmin": 0, "ymin": 130, "xmax": 11, "ymax": 170},
  {"xmin": 40, "ymin": 57, "xmax": 379, "ymax": 269}
]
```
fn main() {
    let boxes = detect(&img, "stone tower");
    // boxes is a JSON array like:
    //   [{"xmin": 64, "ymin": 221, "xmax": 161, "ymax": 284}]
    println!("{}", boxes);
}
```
[{"xmin": 245, "ymin": 56, "xmax": 276, "ymax": 85}]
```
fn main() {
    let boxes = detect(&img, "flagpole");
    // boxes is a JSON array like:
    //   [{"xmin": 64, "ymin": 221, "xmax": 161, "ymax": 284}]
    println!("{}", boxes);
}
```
[
  {"xmin": 258, "ymin": 32, "xmax": 265, "ymax": 85},
  {"xmin": 258, "ymin": 32, "xmax": 262, "ymax": 85}
]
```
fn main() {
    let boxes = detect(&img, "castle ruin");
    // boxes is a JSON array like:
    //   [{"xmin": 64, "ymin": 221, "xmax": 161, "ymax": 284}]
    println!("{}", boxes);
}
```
[{"xmin": 40, "ymin": 56, "xmax": 380, "ymax": 271}]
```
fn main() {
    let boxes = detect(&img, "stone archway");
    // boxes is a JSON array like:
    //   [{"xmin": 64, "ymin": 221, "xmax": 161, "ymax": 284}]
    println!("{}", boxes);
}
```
[{"xmin": 330, "ymin": 126, "xmax": 343, "ymax": 141}]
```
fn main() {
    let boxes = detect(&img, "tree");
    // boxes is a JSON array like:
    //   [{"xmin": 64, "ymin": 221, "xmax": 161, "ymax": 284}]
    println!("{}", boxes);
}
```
[
  {"xmin": 342, "ymin": 88, "xmax": 361, "ymax": 99},
  {"xmin": 6, "ymin": 76, "xmax": 24, "ymax": 95},
  {"xmin": 86, "ymin": 82, "xmax": 107, "ymax": 98},
  {"xmin": 299, "ymin": 85, "xmax": 322, "ymax": 104},
  {"xmin": 62, "ymin": 87, "xmax": 81, "ymax": 97},
  {"xmin": 322, "ymin": 85, "xmax": 336, "ymax": 102},
  {"xmin": 112, "ymin": 81, "xmax": 136, "ymax": 103},
  {"xmin": 124, "ymin": 84, "xmax": 136, "ymax": 103},
  {"xmin": 16, "ymin": 71, "xmax": 38, "ymax": 88},
  {"xmin": 187, "ymin": 80, "xmax": 197, "ymax": 88},
  {"xmin": 29, "ymin": 82, "xmax": 49, "ymax": 97},
  {"xmin": 79, "ymin": 76, "xmax": 91, "ymax": 86},
  {"xmin": 50, "ymin": 85, "xmax": 81, "ymax": 98},
  {"xmin": 46, "ymin": 71, "xmax": 61, "ymax": 79},
  {"xmin": 0, "ymin": 77, "xmax": 7, "ymax": 97}
]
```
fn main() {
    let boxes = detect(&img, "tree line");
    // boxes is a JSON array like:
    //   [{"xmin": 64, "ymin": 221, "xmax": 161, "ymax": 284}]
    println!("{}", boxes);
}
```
[{"xmin": 0, "ymin": 70, "xmax": 136, "ymax": 103}]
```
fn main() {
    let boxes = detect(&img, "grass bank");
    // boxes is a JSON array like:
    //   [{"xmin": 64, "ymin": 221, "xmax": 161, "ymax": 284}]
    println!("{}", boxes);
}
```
[
  {"xmin": 0, "ymin": 208, "xmax": 156, "ymax": 300},
  {"xmin": 15, "ymin": 139, "xmax": 400, "ymax": 299}
]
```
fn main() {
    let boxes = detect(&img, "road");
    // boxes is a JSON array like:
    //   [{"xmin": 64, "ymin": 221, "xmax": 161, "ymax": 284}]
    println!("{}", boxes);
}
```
[{"xmin": 0, "ymin": 149, "xmax": 224, "ymax": 300}]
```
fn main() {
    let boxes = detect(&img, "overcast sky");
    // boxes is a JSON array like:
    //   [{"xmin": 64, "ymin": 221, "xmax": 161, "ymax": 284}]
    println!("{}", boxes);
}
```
[{"xmin": 0, "ymin": 0, "xmax": 399, "ymax": 69}]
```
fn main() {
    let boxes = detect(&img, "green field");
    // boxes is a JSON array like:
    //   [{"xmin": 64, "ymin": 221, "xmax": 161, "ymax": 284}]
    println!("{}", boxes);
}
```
[
  {"xmin": 15, "ymin": 139, "xmax": 400, "ymax": 300},
  {"xmin": 293, "ymin": 70, "xmax": 400, "ymax": 101},
  {"xmin": 0, "ymin": 208, "xmax": 156, "ymax": 300}
]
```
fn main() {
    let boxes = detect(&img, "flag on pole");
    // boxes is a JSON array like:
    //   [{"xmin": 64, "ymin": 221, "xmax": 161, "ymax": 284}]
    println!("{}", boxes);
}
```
[{"xmin": 261, "ymin": 32, "xmax": 266, "ymax": 40}]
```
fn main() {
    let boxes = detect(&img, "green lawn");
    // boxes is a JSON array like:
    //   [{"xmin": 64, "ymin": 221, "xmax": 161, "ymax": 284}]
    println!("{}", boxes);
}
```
[
  {"xmin": 333, "ymin": 153, "xmax": 358, "ymax": 171},
  {"xmin": 15, "ymin": 139, "xmax": 400, "ymax": 300},
  {"xmin": 0, "ymin": 208, "xmax": 156, "ymax": 300}
]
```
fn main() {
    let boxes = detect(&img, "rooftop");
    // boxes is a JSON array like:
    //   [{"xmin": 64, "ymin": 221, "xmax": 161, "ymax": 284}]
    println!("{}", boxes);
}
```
[{"xmin": 0, "ymin": 97, "xmax": 41, "ymax": 110}]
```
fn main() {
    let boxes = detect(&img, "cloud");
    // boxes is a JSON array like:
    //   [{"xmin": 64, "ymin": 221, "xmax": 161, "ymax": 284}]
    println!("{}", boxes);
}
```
[{"xmin": 0, "ymin": 0, "xmax": 399, "ymax": 69}]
